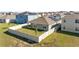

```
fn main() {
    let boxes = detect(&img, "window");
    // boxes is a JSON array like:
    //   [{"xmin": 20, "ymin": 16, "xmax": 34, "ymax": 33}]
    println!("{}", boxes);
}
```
[
  {"xmin": 43, "ymin": 26, "xmax": 46, "ymax": 29},
  {"xmin": 75, "ymin": 19, "xmax": 79, "ymax": 23},
  {"xmin": 34, "ymin": 25, "xmax": 36, "ymax": 28},
  {"xmin": 63, "ymin": 26, "xmax": 65, "ymax": 29},
  {"xmin": 75, "ymin": 27, "xmax": 79, "ymax": 31},
  {"xmin": 63, "ymin": 19, "xmax": 66, "ymax": 23}
]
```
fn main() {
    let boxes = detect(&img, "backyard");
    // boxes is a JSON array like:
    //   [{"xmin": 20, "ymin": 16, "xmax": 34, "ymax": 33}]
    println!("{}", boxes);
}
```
[
  {"xmin": 35, "ymin": 31, "xmax": 79, "ymax": 47},
  {"xmin": 0, "ymin": 23, "xmax": 32, "ymax": 47},
  {"xmin": 18, "ymin": 27, "xmax": 44, "ymax": 37},
  {"xmin": 0, "ymin": 23, "xmax": 79, "ymax": 47}
]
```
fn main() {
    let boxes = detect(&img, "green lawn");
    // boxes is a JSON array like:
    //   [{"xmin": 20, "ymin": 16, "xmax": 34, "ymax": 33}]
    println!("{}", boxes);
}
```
[
  {"xmin": 18, "ymin": 28, "xmax": 44, "ymax": 37},
  {"xmin": 0, "ymin": 23, "xmax": 31, "ymax": 47},
  {"xmin": 0, "ymin": 23, "xmax": 79, "ymax": 47},
  {"xmin": 35, "ymin": 31, "xmax": 79, "ymax": 47}
]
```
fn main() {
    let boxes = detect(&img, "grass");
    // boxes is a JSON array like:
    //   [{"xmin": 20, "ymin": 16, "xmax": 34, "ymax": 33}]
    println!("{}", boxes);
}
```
[
  {"xmin": 0, "ymin": 23, "xmax": 31, "ymax": 47},
  {"xmin": 0, "ymin": 23, "xmax": 17, "ymax": 46},
  {"xmin": 35, "ymin": 31, "xmax": 79, "ymax": 47},
  {"xmin": 18, "ymin": 28, "xmax": 44, "ymax": 37},
  {"xmin": 0, "ymin": 23, "xmax": 79, "ymax": 47}
]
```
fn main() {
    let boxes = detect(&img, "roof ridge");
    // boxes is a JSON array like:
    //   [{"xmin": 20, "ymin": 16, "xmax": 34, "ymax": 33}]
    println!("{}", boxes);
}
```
[
  {"xmin": 42, "ymin": 16, "xmax": 49, "ymax": 24},
  {"xmin": 29, "ymin": 16, "xmax": 55, "ymax": 25}
]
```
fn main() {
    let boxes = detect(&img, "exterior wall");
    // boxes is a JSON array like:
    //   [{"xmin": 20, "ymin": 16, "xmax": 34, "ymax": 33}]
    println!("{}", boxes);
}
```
[
  {"xmin": 0, "ymin": 19, "xmax": 16, "ymax": 23},
  {"xmin": 56, "ymin": 20, "xmax": 62, "ymax": 24},
  {"xmin": 16, "ymin": 15, "xmax": 28, "ymax": 24},
  {"xmin": 28, "ymin": 15, "xmax": 41, "ymax": 21},
  {"xmin": 10, "ymin": 19, "xmax": 16, "ymax": 23},
  {"xmin": 16, "ymin": 14, "xmax": 40, "ymax": 24},
  {"xmin": 61, "ymin": 19, "xmax": 79, "ymax": 33},
  {"xmin": 48, "ymin": 23, "xmax": 57, "ymax": 30},
  {"xmin": 31, "ymin": 23, "xmax": 48, "ymax": 31},
  {"xmin": 31, "ymin": 21, "xmax": 60, "ymax": 31},
  {"xmin": 48, "ymin": 25, "xmax": 52, "ymax": 30},
  {"xmin": 0, "ymin": 19, "xmax": 5, "ymax": 23}
]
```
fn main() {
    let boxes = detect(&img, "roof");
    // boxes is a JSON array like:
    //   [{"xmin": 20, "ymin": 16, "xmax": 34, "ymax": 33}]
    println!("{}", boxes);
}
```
[
  {"xmin": 53, "ymin": 13, "xmax": 61, "ymax": 16},
  {"xmin": 49, "ymin": 15, "xmax": 61, "ymax": 21},
  {"xmin": 0, "ymin": 15, "xmax": 16, "ymax": 19},
  {"xmin": 29, "ymin": 16, "xmax": 56, "ymax": 25},
  {"xmin": 64, "ymin": 12, "xmax": 71, "ymax": 15},
  {"xmin": 18, "ymin": 11, "xmax": 38, "ymax": 15},
  {"xmin": 62, "ymin": 14, "xmax": 79, "ymax": 20}
]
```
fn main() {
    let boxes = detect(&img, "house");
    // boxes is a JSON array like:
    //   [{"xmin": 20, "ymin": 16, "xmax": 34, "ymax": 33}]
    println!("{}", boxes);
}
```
[
  {"xmin": 49, "ymin": 13, "xmax": 61, "ymax": 20},
  {"xmin": 48, "ymin": 13, "xmax": 62, "ymax": 25},
  {"xmin": 28, "ymin": 16, "xmax": 60, "ymax": 31},
  {"xmin": 64, "ymin": 12, "xmax": 73, "ymax": 15},
  {"xmin": 48, "ymin": 12, "xmax": 66, "ymax": 21},
  {"xmin": 73, "ymin": 11, "xmax": 79, "ymax": 14},
  {"xmin": 61, "ymin": 14, "xmax": 79, "ymax": 33},
  {"xmin": 0, "ymin": 12, "xmax": 17, "ymax": 16},
  {"xmin": 8, "ymin": 16, "xmax": 61, "ymax": 43},
  {"xmin": 0, "ymin": 15, "xmax": 16, "ymax": 23},
  {"xmin": 38, "ymin": 12, "xmax": 62, "ymax": 21},
  {"xmin": 38, "ymin": 12, "xmax": 50, "ymax": 16},
  {"xmin": 16, "ymin": 11, "xmax": 41, "ymax": 24}
]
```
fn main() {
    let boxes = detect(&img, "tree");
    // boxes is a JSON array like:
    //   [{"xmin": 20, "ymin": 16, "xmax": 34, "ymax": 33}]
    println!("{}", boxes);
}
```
[{"xmin": 35, "ymin": 26, "xmax": 38, "ymax": 36}]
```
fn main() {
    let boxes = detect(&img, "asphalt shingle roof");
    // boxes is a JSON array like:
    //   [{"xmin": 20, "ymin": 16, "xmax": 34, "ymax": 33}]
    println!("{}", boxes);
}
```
[
  {"xmin": 29, "ymin": 16, "xmax": 56, "ymax": 25},
  {"xmin": 63, "ymin": 14, "xmax": 79, "ymax": 20},
  {"xmin": 0, "ymin": 15, "xmax": 16, "ymax": 19}
]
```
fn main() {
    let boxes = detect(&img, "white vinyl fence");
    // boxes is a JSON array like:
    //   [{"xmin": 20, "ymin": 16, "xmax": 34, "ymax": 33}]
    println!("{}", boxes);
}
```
[
  {"xmin": 8, "ymin": 23, "xmax": 56, "ymax": 42},
  {"xmin": 38, "ymin": 28, "xmax": 55, "ymax": 42}
]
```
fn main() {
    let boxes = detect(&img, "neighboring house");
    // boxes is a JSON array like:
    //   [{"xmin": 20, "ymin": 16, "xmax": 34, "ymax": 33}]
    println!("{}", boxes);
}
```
[
  {"xmin": 64, "ymin": 12, "xmax": 72, "ymax": 15},
  {"xmin": 0, "ymin": 15, "xmax": 16, "ymax": 23},
  {"xmin": 38, "ymin": 12, "xmax": 51, "ymax": 16},
  {"xmin": 8, "ymin": 15, "xmax": 61, "ymax": 43},
  {"xmin": 49, "ymin": 13, "xmax": 62, "ymax": 20},
  {"xmin": 61, "ymin": 14, "xmax": 79, "ymax": 33},
  {"xmin": 0, "ymin": 12, "xmax": 17, "ymax": 15},
  {"xmin": 73, "ymin": 11, "xmax": 79, "ymax": 14},
  {"xmin": 48, "ymin": 13, "xmax": 62, "ymax": 25},
  {"xmin": 29, "ymin": 16, "xmax": 60, "ymax": 31},
  {"xmin": 16, "ymin": 12, "xmax": 41, "ymax": 24}
]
